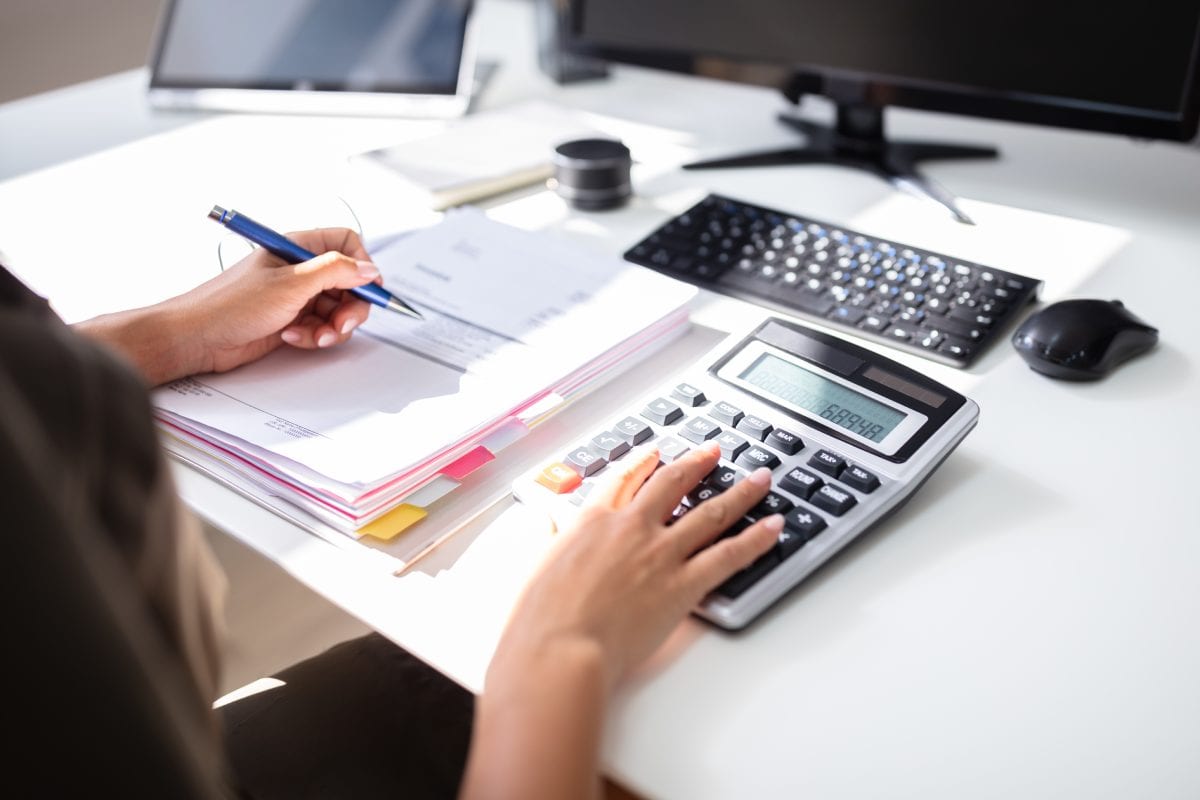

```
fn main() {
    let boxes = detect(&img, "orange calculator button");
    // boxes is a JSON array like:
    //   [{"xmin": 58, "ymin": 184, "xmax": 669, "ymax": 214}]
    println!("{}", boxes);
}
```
[{"xmin": 536, "ymin": 462, "xmax": 582, "ymax": 494}]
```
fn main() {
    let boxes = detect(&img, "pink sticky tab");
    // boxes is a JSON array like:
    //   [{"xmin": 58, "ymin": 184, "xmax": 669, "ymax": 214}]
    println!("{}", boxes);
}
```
[{"xmin": 439, "ymin": 446, "xmax": 495, "ymax": 480}]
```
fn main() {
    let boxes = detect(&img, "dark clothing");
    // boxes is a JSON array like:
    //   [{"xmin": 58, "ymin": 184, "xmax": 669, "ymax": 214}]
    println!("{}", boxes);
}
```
[
  {"xmin": 1, "ymin": 266, "xmax": 471, "ymax": 798},
  {"xmin": 221, "ymin": 633, "xmax": 474, "ymax": 800}
]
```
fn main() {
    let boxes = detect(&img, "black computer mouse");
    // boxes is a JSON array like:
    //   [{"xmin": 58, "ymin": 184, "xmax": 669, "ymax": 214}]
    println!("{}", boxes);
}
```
[{"xmin": 1011, "ymin": 299, "xmax": 1158, "ymax": 380}]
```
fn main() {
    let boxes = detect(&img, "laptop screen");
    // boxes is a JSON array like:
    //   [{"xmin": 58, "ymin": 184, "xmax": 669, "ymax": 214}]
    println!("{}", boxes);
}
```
[{"xmin": 151, "ymin": 0, "xmax": 472, "ymax": 96}]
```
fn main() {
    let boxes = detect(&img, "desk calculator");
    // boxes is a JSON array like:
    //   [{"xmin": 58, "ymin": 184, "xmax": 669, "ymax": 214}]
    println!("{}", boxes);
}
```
[{"xmin": 513, "ymin": 318, "xmax": 979, "ymax": 629}]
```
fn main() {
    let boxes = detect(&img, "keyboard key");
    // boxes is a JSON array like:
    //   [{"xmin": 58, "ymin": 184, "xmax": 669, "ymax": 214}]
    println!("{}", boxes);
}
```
[
  {"xmin": 784, "ymin": 507, "xmax": 827, "ymax": 540},
  {"xmin": 564, "ymin": 446, "xmax": 606, "ymax": 477},
  {"xmin": 859, "ymin": 314, "xmax": 888, "ymax": 332},
  {"xmin": 735, "ymin": 414, "xmax": 773, "ymax": 441},
  {"xmin": 752, "ymin": 491, "xmax": 794, "ymax": 518},
  {"xmin": 709, "ymin": 401, "xmax": 745, "ymax": 426},
  {"xmin": 614, "ymin": 416, "xmax": 653, "ymax": 445},
  {"xmin": 680, "ymin": 416, "xmax": 722, "ymax": 443},
  {"xmin": 938, "ymin": 337, "xmax": 975, "ymax": 360},
  {"xmin": 779, "ymin": 467, "xmax": 823, "ymax": 499},
  {"xmin": 931, "ymin": 315, "xmax": 983, "ymax": 341},
  {"xmin": 590, "ymin": 431, "xmax": 631, "ymax": 460},
  {"xmin": 535, "ymin": 462, "xmax": 582, "ymax": 494},
  {"xmin": 656, "ymin": 436, "xmax": 690, "ymax": 463},
  {"xmin": 706, "ymin": 464, "xmax": 745, "ymax": 492},
  {"xmin": 735, "ymin": 445, "xmax": 781, "ymax": 471},
  {"xmin": 841, "ymin": 465, "xmax": 880, "ymax": 492},
  {"xmin": 811, "ymin": 484, "xmax": 857, "ymax": 516},
  {"xmin": 766, "ymin": 428, "xmax": 803, "ymax": 455},
  {"xmin": 785, "ymin": 290, "xmax": 836, "ymax": 317},
  {"xmin": 714, "ymin": 430, "xmax": 749, "ymax": 461},
  {"xmin": 809, "ymin": 450, "xmax": 846, "ymax": 477},
  {"xmin": 671, "ymin": 382, "xmax": 707, "ymax": 407},
  {"xmin": 641, "ymin": 397, "xmax": 684, "ymax": 426},
  {"xmin": 828, "ymin": 305, "xmax": 866, "ymax": 325}
]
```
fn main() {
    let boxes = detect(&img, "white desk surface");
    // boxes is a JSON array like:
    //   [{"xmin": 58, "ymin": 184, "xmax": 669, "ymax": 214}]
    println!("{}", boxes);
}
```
[{"xmin": 3, "ymin": 2, "xmax": 1199, "ymax": 797}]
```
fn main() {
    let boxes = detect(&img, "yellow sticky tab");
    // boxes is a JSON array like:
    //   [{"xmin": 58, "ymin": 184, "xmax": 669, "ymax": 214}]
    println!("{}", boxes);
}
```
[{"xmin": 358, "ymin": 504, "xmax": 427, "ymax": 541}]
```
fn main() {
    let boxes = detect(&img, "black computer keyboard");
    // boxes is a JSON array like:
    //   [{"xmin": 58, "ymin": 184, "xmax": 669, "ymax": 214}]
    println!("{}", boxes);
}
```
[{"xmin": 624, "ymin": 195, "xmax": 1042, "ymax": 367}]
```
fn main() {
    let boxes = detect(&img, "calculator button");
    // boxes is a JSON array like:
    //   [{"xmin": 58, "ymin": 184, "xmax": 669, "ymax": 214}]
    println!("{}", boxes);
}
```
[
  {"xmin": 841, "ymin": 465, "xmax": 880, "ymax": 492},
  {"xmin": 706, "ymin": 464, "xmax": 745, "ymax": 492},
  {"xmin": 776, "ymin": 526, "xmax": 807, "ymax": 559},
  {"xmin": 564, "ymin": 446, "xmax": 606, "ymax": 477},
  {"xmin": 614, "ymin": 416, "xmax": 653, "ymax": 445},
  {"xmin": 590, "ymin": 431, "xmax": 631, "ymax": 461},
  {"xmin": 684, "ymin": 484, "xmax": 722, "ymax": 507},
  {"xmin": 735, "ymin": 414, "xmax": 773, "ymax": 441},
  {"xmin": 752, "ymin": 491, "xmax": 794, "ymax": 518},
  {"xmin": 656, "ymin": 436, "xmax": 690, "ymax": 463},
  {"xmin": 679, "ymin": 416, "xmax": 722, "ymax": 443},
  {"xmin": 714, "ymin": 431, "xmax": 749, "ymax": 461},
  {"xmin": 641, "ymin": 398, "xmax": 684, "ymax": 426},
  {"xmin": 568, "ymin": 482, "xmax": 596, "ymax": 506},
  {"xmin": 709, "ymin": 401, "xmax": 745, "ymax": 426},
  {"xmin": 671, "ymin": 382, "xmax": 707, "ymax": 407},
  {"xmin": 809, "ymin": 449, "xmax": 846, "ymax": 477},
  {"xmin": 716, "ymin": 548, "xmax": 782, "ymax": 599},
  {"xmin": 765, "ymin": 428, "xmax": 803, "ymax": 455},
  {"xmin": 784, "ymin": 507, "xmax": 828, "ymax": 539},
  {"xmin": 535, "ymin": 462, "xmax": 582, "ymax": 494},
  {"xmin": 735, "ymin": 445, "xmax": 781, "ymax": 471},
  {"xmin": 811, "ymin": 484, "xmax": 857, "ymax": 516},
  {"xmin": 779, "ymin": 467, "xmax": 823, "ymax": 499}
]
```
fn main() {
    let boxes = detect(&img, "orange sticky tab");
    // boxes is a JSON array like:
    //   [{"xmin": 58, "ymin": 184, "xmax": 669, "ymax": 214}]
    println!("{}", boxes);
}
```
[{"xmin": 536, "ymin": 462, "xmax": 582, "ymax": 494}]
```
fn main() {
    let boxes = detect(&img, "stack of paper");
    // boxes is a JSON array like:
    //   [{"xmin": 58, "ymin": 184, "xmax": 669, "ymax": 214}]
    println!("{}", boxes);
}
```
[{"xmin": 154, "ymin": 209, "xmax": 696, "ymax": 566}]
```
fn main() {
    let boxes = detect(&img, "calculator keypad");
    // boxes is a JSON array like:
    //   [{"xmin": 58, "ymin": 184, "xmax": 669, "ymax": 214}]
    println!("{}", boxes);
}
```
[{"xmin": 527, "ymin": 380, "xmax": 890, "ymax": 604}]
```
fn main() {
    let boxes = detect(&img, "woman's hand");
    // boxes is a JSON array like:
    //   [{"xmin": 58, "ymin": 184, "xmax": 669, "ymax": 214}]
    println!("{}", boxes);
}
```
[
  {"xmin": 77, "ymin": 227, "xmax": 380, "ymax": 385},
  {"xmin": 461, "ymin": 441, "xmax": 783, "ymax": 800},
  {"xmin": 498, "ymin": 441, "xmax": 782, "ymax": 691}
]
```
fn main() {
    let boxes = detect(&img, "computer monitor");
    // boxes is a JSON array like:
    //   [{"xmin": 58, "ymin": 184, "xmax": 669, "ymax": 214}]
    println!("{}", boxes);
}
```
[{"xmin": 564, "ymin": 1, "xmax": 1200, "ymax": 223}]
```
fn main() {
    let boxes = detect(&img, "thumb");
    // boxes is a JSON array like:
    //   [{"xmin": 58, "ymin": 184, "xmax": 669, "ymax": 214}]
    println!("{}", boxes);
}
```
[{"xmin": 291, "ymin": 251, "xmax": 380, "ymax": 293}]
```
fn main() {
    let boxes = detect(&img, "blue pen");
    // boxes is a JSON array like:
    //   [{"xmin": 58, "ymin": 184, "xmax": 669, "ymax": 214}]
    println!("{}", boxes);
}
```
[{"xmin": 208, "ymin": 205, "xmax": 423, "ymax": 320}]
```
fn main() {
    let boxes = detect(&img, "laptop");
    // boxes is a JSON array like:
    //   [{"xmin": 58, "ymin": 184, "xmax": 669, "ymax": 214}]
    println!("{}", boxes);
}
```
[{"xmin": 147, "ymin": 0, "xmax": 477, "ymax": 118}]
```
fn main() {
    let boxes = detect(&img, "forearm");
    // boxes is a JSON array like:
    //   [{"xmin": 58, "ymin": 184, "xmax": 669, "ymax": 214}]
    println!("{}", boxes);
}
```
[
  {"xmin": 75, "ymin": 302, "xmax": 202, "ymax": 387},
  {"xmin": 461, "ymin": 638, "xmax": 610, "ymax": 800}
]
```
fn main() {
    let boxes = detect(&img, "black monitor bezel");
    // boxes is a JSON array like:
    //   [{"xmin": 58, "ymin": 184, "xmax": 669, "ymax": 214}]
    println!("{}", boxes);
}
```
[{"xmin": 563, "ymin": 1, "xmax": 1200, "ymax": 142}]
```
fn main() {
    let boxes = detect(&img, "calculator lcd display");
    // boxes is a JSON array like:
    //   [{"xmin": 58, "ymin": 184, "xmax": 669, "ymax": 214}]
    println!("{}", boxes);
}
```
[{"xmin": 739, "ymin": 353, "xmax": 907, "ymax": 443}]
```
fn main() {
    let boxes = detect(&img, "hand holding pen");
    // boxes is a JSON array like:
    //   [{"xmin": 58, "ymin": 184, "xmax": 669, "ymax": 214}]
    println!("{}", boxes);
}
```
[{"xmin": 209, "ymin": 205, "xmax": 423, "ymax": 319}]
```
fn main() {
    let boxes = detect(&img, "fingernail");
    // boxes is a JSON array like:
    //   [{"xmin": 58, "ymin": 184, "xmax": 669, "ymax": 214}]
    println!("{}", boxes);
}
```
[
  {"xmin": 340, "ymin": 318, "xmax": 359, "ymax": 335},
  {"xmin": 317, "ymin": 332, "xmax": 337, "ymax": 348},
  {"xmin": 702, "ymin": 441, "xmax": 722, "ymax": 456},
  {"xmin": 356, "ymin": 260, "xmax": 380, "ymax": 280},
  {"xmin": 748, "ymin": 467, "xmax": 772, "ymax": 486},
  {"xmin": 762, "ymin": 514, "xmax": 784, "ymax": 533},
  {"xmin": 280, "ymin": 330, "xmax": 302, "ymax": 345}
]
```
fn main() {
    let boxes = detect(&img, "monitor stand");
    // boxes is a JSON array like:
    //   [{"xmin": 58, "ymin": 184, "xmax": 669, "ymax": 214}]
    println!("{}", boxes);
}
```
[{"xmin": 683, "ymin": 103, "xmax": 997, "ymax": 225}]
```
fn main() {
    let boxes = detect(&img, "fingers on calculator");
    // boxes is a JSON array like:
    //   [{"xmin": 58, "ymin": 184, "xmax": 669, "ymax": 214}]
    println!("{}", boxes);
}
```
[
  {"xmin": 587, "ymin": 445, "xmax": 662, "ymax": 509},
  {"xmin": 631, "ymin": 441, "xmax": 722, "ymax": 520},
  {"xmin": 671, "ymin": 466, "xmax": 780, "ymax": 556}
]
